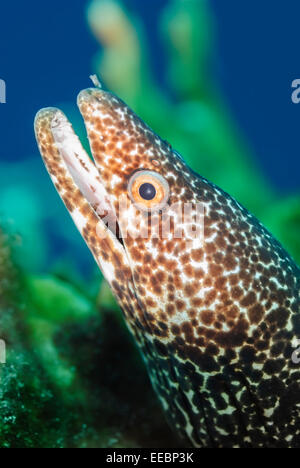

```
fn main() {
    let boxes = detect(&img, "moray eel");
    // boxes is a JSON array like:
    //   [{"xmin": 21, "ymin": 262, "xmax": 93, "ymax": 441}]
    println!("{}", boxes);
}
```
[{"xmin": 35, "ymin": 86, "xmax": 300, "ymax": 448}]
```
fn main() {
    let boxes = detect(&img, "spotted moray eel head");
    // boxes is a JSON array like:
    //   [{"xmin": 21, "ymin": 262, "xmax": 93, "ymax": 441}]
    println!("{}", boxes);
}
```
[
  {"xmin": 35, "ymin": 88, "xmax": 207, "ymax": 326},
  {"xmin": 76, "ymin": 88, "xmax": 208, "ymax": 318},
  {"xmin": 35, "ymin": 87, "xmax": 300, "ymax": 447}
]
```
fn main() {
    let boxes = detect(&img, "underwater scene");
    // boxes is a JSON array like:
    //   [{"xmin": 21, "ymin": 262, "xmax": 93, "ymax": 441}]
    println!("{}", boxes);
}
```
[{"xmin": 0, "ymin": 0, "xmax": 299, "ymax": 449}]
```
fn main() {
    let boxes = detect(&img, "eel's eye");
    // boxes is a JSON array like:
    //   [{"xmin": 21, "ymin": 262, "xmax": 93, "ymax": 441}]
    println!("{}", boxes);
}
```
[{"xmin": 128, "ymin": 170, "xmax": 169, "ymax": 212}]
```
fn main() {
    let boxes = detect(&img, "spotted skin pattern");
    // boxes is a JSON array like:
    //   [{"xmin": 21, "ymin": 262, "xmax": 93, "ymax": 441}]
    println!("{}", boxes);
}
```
[{"xmin": 35, "ymin": 88, "xmax": 300, "ymax": 448}]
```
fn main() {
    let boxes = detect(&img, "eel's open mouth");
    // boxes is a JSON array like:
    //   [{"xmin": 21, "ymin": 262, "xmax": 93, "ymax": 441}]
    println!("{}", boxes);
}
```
[
  {"xmin": 52, "ymin": 109, "xmax": 125, "ymax": 246},
  {"xmin": 35, "ymin": 106, "xmax": 124, "ymax": 249},
  {"xmin": 35, "ymin": 90, "xmax": 145, "ymax": 326}
]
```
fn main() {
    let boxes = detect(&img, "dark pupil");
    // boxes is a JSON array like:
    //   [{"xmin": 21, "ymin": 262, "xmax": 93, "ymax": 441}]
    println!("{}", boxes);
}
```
[{"xmin": 139, "ymin": 183, "xmax": 156, "ymax": 201}]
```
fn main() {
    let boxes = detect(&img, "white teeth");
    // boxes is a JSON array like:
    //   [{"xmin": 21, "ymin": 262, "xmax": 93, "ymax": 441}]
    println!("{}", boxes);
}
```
[{"xmin": 51, "ymin": 111, "xmax": 116, "ymax": 221}]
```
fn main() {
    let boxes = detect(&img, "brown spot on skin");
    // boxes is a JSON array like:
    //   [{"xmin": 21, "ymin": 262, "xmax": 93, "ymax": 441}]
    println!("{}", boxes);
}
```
[
  {"xmin": 90, "ymin": 235, "xmax": 96, "ymax": 246},
  {"xmin": 113, "ymin": 251, "xmax": 124, "ymax": 268},
  {"xmin": 227, "ymin": 305, "xmax": 239, "ymax": 319},
  {"xmin": 138, "ymin": 286, "xmax": 146, "ymax": 296},
  {"xmin": 256, "ymin": 340, "xmax": 269, "ymax": 351},
  {"xmin": 232, "ymin": 286, "xmax": 243, "ymax": 299},
  {"xmin": 258, "ymin": 247, "xmax": 272, "ymax": 264},
  {"xmin": 194, "ymin": 268, "xmax": 204, "ymax": 279},
  {"xmin": 240, "ymin": 291, "xmax": 256, "ymax": 307},
  {"xmin": 171, "ymin": 324, "xmax": 180, "ymax": 335},
  {"xmin": 209, "ymin": 211, "xmax": 220, "ymax": 222},
  {"xmin": 209, "ymin": 263, "xmax": 223, "ymax": 277},
  {"xmin": 144, "ymin": 312, "xmax": 155, "ymax": 323},
  {"xmin": 248, "ymin": 304, "xmax": 264, "ymax": 323},
  {"xmin": 146, "ymin": 298, "xmax": 157, "ymax": 308},
  {"xmin": 204, "ymin": 289, "xmax": 217, "ymax": 306},
  {"xmin": 165, "ymin": 241, "xmax": 175, "ymax": 254},
  {"xmin": 183, "ymin": 264, "xmax": 195, "ymax": 278},
  {"xmin": 213, "ymin": 252, "xmax": 224, "ymax": 264},
  {"xmin": 214, "ymin": 277, "xmax": 227, "ymax": 290},
  {"xmin": 181, "ymin": 321, "xmax": 194, "ymax": 341},
  {"xmin": 166, "ymin": 304, "xmax": 175, "ymax": 316},
  {"xmin": 156, "ymin": 270, "xmax": 166, "ymax": 282},
  {"xmin": 153, "ymin": 285, "xmax": 163, "ymax": 296},
  {"xmin": 216, "ymin": 236, "xmax": 227, "ymax": 249},
  {"xmin": 200, "ymin": 310, "xmax": 214, "ymax": 326},
  {"xmin": 181, "ymin": 253, "xmax": 191, "ymax": 264},
  {"xmin": 206, "ymin": 343, "xmax": 219, "ymax": 356},
  {"xmin": 220, "ymin": 292, "xmax": 230, "ymax": 304},
  {"xmin": 143, "ymin": 253, "xmax": 151, "ymax": 263},
  {"xmin": 156, "ymin": 253, "xmax": 166, "ymax": 264},
  {"xmin": 223, "ymin": 254, "xmax": 237, "ymax": 270},
  {"xmin": 184, "ymin": 282, "xmax": 199, "ymax": 297},
  {"xmin": 64, "ymin": 198, "xmax": 74, "ymax": 212},
  {"xmin": 206, "ymin": 242, "xmax": 216, "ymax": 254},
  {"xmin": 191, "ymin": 297, "xmax": 202, "ymax": 308},
  {"xmin": 203, "ymin": 278, "xmax": 212, "ymax": 287},
  {"xmin": 173, "ymin": 275, "xmax": 183, "ymax": 289},
  {"xmin": 191, "ymin": 249, "xmax": 203, "ymax": 262},
  {"xmin": 175, "ymin": 300, "xmax": 185, "ymax": 312},
  {"xmin": 166, "ymin": 259, "xmax": 177, "ymax": 270},
  {"xmin": 188, "ymin": 309, "xmax": 197, "ymax": 319}
]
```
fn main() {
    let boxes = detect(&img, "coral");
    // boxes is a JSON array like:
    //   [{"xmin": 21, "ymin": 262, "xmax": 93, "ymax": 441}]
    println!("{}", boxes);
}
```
[{"xmin": 0, "ymin": 228, "xmax": 70, "ymax": 448}]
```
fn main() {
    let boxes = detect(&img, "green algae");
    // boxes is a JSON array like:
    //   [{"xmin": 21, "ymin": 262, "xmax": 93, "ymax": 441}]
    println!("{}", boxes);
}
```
[
  {"xmin": 0, "ymin": 229, "xmax": 71, "ymax": 448},
  {"xmin": 0, "ymin": 229, "xmax": 178, "ymax": 447}
]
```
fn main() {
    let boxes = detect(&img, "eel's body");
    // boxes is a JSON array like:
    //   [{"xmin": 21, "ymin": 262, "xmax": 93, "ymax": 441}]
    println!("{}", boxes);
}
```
[{"xmin": 35, "ymin": 87, "xmax": 300, "ymax": 448}]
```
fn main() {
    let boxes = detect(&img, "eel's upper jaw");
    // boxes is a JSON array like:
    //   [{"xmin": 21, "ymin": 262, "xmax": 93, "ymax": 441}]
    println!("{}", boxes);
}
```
[{"xmin": 34, "ymin": 106, "xmax": 129, "ymax": 286}]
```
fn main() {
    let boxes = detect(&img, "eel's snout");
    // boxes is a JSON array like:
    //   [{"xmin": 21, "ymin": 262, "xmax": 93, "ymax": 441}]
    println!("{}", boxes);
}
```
[
  {"xmin": 77, "ymin": 87, "xmax": 115, "ymax": 116},
  {"xmin": 77, "ymin": 87, "xmax": 123, "ymax": 128},
  {"xmin": 77, "ymin": 87, "xmax": 103, "ymax": 105},
  {"xmin": 34, "ymin": 107, "xmax": 73, "ymax": 151}
]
